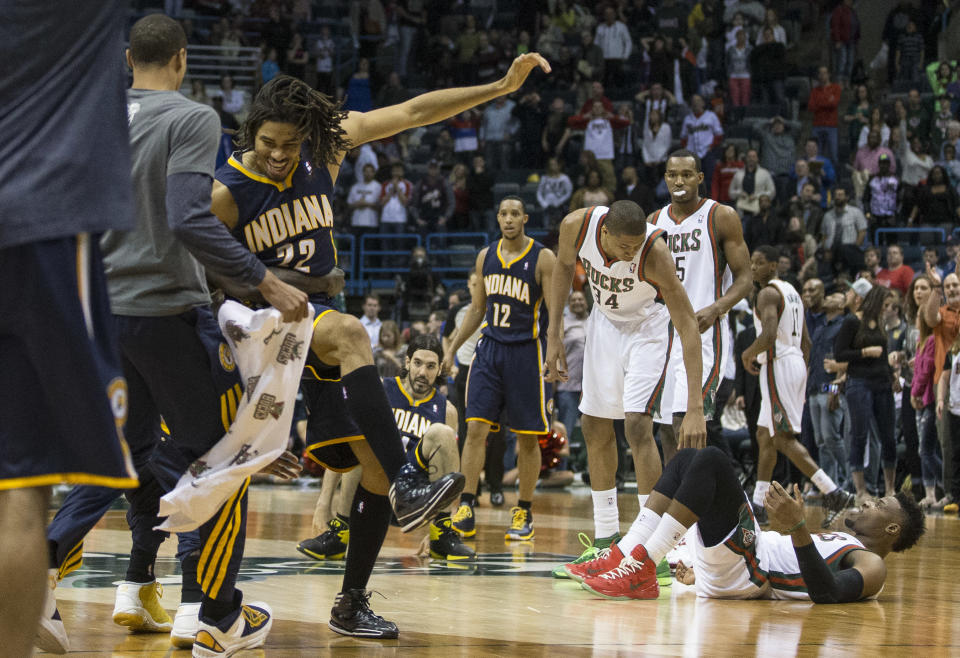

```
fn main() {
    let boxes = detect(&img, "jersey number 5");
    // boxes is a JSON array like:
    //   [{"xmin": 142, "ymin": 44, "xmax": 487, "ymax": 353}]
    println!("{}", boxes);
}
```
[
  {"xmin": 674, "ymin": 256, "xmax": 686, "ymax": 281},
  {"xmin": 592, "ymin": 285, "xmax": 620, "ymax": 310},
  {"xmin": 492, "ymin": 302, "xmax": 512, "ymax": 327},
  {"xmin": 277, "ymin": 239, "xmax": 316, "ymax": 273}
]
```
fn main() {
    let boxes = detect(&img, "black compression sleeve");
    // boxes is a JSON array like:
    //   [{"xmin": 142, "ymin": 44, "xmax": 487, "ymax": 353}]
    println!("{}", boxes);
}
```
[
  {"xmin": 794, "ymin": 542, "xmax": 865, "ymax": 603},
  {"xmin": 166, "ymin": 172, "xmax": 266, "ymax": 288}
]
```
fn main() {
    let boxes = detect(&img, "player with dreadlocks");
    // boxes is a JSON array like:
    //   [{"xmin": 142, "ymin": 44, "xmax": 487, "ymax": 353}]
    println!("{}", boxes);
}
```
[{"xmin": 211, "ymin": 53, "xmax": 550, "ymax": 639}]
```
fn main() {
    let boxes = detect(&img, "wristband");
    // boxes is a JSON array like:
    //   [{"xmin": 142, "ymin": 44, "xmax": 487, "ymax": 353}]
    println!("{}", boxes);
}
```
[{"xmin": 787, "ymin": 519, "xmax": 806, "ymax": 533}]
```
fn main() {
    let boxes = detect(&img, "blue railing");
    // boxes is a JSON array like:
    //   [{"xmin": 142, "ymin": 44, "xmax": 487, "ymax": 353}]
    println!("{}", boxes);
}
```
[{"xmin": 874, "ymin": 227, "xmax": 946, "ymax": 245}]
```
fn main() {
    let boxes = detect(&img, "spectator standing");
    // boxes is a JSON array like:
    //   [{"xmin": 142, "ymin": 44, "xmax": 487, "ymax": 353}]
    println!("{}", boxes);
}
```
[
  {"xmin": 313, "ymin": 25, "xmax": 336, "ymax": 93},
  {"xmin": 348, "ymin": 163, "xmax": 382, "ymax": 237},
  {"xmin": 804, "ymin": 139, "xmax": 837, "ymax": 191},
  {"xmin": 742, "ymin": 194, "xmax": 782, "ymax": 251},
  {"xmin": 360, "ymin": 294, "xmax": 383, "ymax": 348},
  {"xmin": 844, "ymin": 84, "xmax": 872, "ymax": 152},
  {"xmin": 542, "ymin": 97, "xmax": 571, "ymax": 160},
  {"xmin": 808, "ymin": 66, "xmax": 843, "ymax": 168},
  {"xmin": 925, "ymin": 270, "xmax": 960, "ymax": 506},
  {"xmin": 758, "ymin": 117, "xmax": 796, "ymax": 201},
  {"xmin": 834, "ymin": 285, "xmax": 897, "ymax": 502},
  {"xmin": 729, "ymin": 148, "xmax": 776, "ymax": 219},
  {"xmin": 641, "ymin": 108, "xmax": 672, "ymax": 187},
  {"xmin": 913, "ymin": 303, "xmax": 943, "ymax": 508},
  {"xmin": 481, "ymin": 96, "xmax": 516, "ymax": 172},
  {"xmin": 896, "ymin": 19, "xmax": 925, "ymax": 84},
  {"xmin": 635, "ymin": 82, "xmax": 676, "ymax": 131},
  {"xmin": 568, "ymin": 102, "xmax": 630, "ymax": 193},
  {"xmin": 411, "ymin": 159, "xmax": 453, "ymax": 234},
  {"xmin": 286, "ymin": 33, "xmax": 309, "ymax": 80},
  {"xmin": 513, "ymin": 91, "xmax": 546, "ymax": 170},
  {"xmin": 575, "ymin": 31, "xmax": 605, "ymax": 83},
  {"xmin": 726, "ymin": 28, "xmax": 752, "ymax": 108},
  {"xmin": 900, "ymin": 137, "xmax": 935, "ymax": 219},
  {"xmin": 822, "ymin": 187, "xmax": 868, "ymax": 277},
  {"xmin": 594, "ymin": 6, "xmax": 632, "ymax": 89},
  {"xmin": 449, "ymin": 110, "xmax": 480, "ymax": 158},
  {"xmin": 555, "ymin": 291, "xmax": 589, "ymax": 448},
  {"xmin": 854, "ymin": 129, "xmax": 898, "ymax": 200},
  {"xmin": 789, "ymin": 183, "xmax": 826, "ymax": 247},
  {"xmin": 904, "ymin": 88, "xmax": 932, "ymax": 142},
  {"xmin": 878, "ymin": 245, "xmax": 915, "ymax": 295},
  {"xmin": 680, "ymin": 94, "xmax": 724, "ymax": 187},
  {"xmin": 396, "ymin": 0, "xmax": 425, "ymax": 79},
  {"xmin": 711, "ymin": 144, "xmax": 744, "ymax": 205},
  {"xmin": 615, "ymin": 165, "xmax": 655, "ymax": 213},
  {"xmin": 830, "ymin": 0, "xmax": 860, "ymax": 84},
  {"xmin": 537, "ymin": 157, "xmax": 573, "ymax": 227},
  {"xmin": 909, "ymin": 165, "xmax": 960, "ymax": 228},
  {"xmin": 467, "ymin": 154, "xmax": 494, "ymax": 232},
  {"xmin": 261, "ymin": 47, "xmax": 280, "ymax": 84},
  {"xmin": 449, "ymin": 163, "xmax": 471, "ymax": 231},
  {"xmin": 807, "ymin": 286, "xmax": 849, "ymax": 490},
  {"xmin": 379, "ymin": 162, "xmax": 413, "ymax": 232},
  {"xmin": 862, "ymin": 154, "xmax": 899, "ymax": 228},
  {"xmin": 750, "ymin": 27, "xmax": 787, "ymax": 111}
]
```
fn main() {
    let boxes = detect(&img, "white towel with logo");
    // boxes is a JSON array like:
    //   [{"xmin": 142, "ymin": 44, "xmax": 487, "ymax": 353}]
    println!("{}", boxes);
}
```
[{"xmin": 157, "ymin": 301, "xmax": 314, "ymax": 532}]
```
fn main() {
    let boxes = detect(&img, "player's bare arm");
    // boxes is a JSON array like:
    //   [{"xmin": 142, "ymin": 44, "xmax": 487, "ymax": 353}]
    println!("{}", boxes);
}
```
[
  {"xmin": 331, "ymin": 53, "xmax": 550, "ymax": 178},
  {"xmin": 645, "ymin": 238, "xmax": 706, "ymax": 449},
  {"xmin": 697, "ymin": 205, "xmax": 752, "ymax": 333},
  {"xmin": 209, "ymin": 266, "xmax": 345, "ymax": 303},
  {"xmin": 801, "ymin": 320, "xmax": 812, "ymax": 366},
  {"xmin": 441, "ymin": 248, "xmax": 489, "ymax": 374},
  {"xmin": 445, "ymin": 400, "xmax": 459, "ymax": 431},
  {"xmin": 742, "ymin": 287, "xmax": 781, "ymax": 376},
  {"xmin": 545, "ymin": 209, "xmax": 587, "ymax": 381}
]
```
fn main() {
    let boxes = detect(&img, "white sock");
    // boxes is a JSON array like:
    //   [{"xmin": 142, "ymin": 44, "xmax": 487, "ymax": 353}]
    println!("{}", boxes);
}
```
[
  {"xmin": 753, "ymin": 480, "xmax": 771, "ymax": 507},
  {"xmin": 637, "ymin": 494, "xmax": 648, "ymax": 508},
  {"xmin": 641, "ymin": 513, "xmax": 687, "ymax": 564},
  {"xmin": 810, "ymin": 469, "xmax": 838, "ymax": 494},
  {"xmin": 592, "ymin": 488, "xmax": 620, "ymax": 538},
  {"xmin": 617, "ymin": 508, "xmax": 662, "ymax": 556}
]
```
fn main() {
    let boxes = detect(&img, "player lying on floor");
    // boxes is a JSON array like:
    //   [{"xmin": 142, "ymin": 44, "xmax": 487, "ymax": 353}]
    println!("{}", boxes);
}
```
[{"xmin": 567, "ymin": 446, "xmax": 925, "ymax": 602}]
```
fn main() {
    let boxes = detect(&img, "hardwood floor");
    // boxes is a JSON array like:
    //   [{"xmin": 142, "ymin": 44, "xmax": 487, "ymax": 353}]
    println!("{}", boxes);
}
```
[{"xmin": 47, "ymin": 483, "xmax": 960, "ymax": 656}]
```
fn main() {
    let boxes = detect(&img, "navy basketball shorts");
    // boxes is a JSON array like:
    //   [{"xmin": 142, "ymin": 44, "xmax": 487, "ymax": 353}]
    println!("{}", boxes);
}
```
[
  {"xmin": 301, "ymin": 301, "xmax": 363, "ymax": 471},
  {"xmin": 465, "ymin": 336, "xmax": 553, "ymax": 435},
  {"xmin": 0, "ymin": 234, "xmax": 137, "ymax": 489}
]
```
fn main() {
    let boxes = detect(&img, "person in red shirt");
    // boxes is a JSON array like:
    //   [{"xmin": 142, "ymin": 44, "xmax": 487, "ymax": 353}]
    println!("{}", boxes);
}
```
[
  {"xmin": 807, "ymin": 66, "xmax": 842, "ymax": 169},
  {"xmin": 830, "ymin": 0, "xmax": 859, "ymax": 84},
  {"xmin": 710, "ymin": 143, "xmax": 744, "ymax": 203},
  {"xmin": 877, "ymin": 244, "xmax": 915, "ymax": 295},
  {"xmin": 578, "ymin": 80, "xmax": 613, "ymax": 116}
]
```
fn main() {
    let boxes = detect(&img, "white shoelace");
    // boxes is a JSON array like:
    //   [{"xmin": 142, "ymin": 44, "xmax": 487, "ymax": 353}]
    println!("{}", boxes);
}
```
[{"xmin": 599, "ymin": 556, "xmax": 644, "ymax": 580}]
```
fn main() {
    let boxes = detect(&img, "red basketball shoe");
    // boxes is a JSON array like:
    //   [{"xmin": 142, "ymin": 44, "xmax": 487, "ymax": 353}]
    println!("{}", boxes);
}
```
[
  {"xmin": 564, "ymin": 543, "xmax": 624, "ymax": 582},
  {"xmin": 580, "ymin": 545, "xmax": 660, "ymax": 600}
]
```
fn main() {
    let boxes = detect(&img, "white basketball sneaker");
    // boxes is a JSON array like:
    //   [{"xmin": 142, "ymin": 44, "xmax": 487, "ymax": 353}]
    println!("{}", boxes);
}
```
[
  {"xmin": 112, "ymin": 580, "xmax": 173, "ymax": 632},
  {"xmin": 171, "ymin": 602, "xmax": 201, "ymax": 648},
  {"xmin": 35, "ymin": 568, "xmax": 69, "ymax": 654}
]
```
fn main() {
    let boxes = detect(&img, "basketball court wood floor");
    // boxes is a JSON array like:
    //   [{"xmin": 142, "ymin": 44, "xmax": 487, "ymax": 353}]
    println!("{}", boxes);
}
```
[{"xmin": 46, "ymin": 483, "xmax": 960, "ymax": 656}]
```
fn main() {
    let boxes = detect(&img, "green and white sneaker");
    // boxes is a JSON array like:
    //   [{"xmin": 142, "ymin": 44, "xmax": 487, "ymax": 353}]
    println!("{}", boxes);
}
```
[
  {"xmin": 656, "ymin": 557, "xmax": 672, "ymax": 587},
  {"xmin": 552, "ymin": 532, "xmax": 621, "ymax": 579}
]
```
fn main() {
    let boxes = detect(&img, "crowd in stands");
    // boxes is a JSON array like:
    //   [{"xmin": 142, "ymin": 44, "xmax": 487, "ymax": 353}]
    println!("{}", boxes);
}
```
[{"xmin": 159, "ymin": 0, "xmax": 960, "ymax": 503}]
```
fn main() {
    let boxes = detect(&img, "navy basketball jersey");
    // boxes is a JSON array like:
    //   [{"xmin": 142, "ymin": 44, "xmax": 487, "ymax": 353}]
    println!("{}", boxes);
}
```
[
  {"xmin": 383, "ymin": 377, "xmax": 448, "ymax": 451},
  {"xmin": 481, "ymin": 237, "xmax": 547, "ymax": 343},
  {"xmin": 215, "ymin": 146, "xmax": 338, "ymax": 276}
]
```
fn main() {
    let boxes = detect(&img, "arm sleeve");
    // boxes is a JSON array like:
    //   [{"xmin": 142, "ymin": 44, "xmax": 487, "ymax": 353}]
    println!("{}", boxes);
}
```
[
  {"xmin": 167, "ymin": 172, "xmax": 267, "ymax": 287},
  {"xmin": 794, "ymin": 543, "xmax": 866, "ymax": 603}
]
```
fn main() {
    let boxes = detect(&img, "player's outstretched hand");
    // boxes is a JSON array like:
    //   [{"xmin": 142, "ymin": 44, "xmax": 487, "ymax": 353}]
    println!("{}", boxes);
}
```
[
  {"xmin": 544, "ymin": 334, "xmax": 568, "ymax": 382},
  {"xmin": 765, "ymin": 482, "xmax": 805, "ymax": 533},
  {"xmin": 260, "ymin": 450, "xmax": 303, "ymax": 480},
  {"xmin": 677, "ymin": 409, "xmax": 706, "ymax": 450},
  {"xmin": 258, "ymin": 270, "xmax": 310, "ymax": 322},
  {"xmin": 501, "ymin": 52, "xmax": 552, "ymax": 94}
]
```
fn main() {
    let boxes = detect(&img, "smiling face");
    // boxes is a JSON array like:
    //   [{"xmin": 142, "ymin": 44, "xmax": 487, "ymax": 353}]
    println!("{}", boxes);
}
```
[{"xmin": 252, "ymin": 121, "xmax": 302, "ymax": 181}]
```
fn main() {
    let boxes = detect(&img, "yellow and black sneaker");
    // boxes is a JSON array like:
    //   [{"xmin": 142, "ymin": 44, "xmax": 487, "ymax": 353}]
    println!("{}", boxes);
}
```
[
  {"xmin": 451, "ymin": 502, "xmax": 476, "ymax": 537},
  {"xmin": 505, "ymin": 506, "xmax": 534, "ymax": 541},
  {"xmin": 429, "ymin": 517, "xmax": 476, "ymax": 560},
  {"xmin": 297, "ymin": 517, "xmax": 349, "ymax": 560}
]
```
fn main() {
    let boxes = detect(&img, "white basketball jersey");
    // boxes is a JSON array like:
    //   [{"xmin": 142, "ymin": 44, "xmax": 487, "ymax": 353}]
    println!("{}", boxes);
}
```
[
  {"xmin": 757, "ymin": 531, "xmax": 867, "ymax": 600},
  {"xmin": 651, "ymin": 198, "xmax": 732, "ymax": 312},
  {"xmin": 576, "ymin": 205, "xmax": 665, "ymax": 328},
  {"xmin": 753, "ymin": 278, "xmax": 804, "ymax": 363}
]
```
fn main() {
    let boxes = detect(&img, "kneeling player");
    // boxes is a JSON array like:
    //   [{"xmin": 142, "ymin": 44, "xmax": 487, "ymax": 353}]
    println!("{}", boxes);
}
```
[
  {"xmin": 299, "ymin": 334, "xmax": 473, "ymax": 564},
  {"xmin": 570, "ymin": 446, "xmax": 924, "ymax": 602}
]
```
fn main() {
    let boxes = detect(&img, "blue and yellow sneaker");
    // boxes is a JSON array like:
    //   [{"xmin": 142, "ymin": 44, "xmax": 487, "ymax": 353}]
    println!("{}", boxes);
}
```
[
  {"xmin": 451, "ymin": 502, "xmax": 476, "ymax": 537},
  {"xmin": 193, "ymin": 602, "xmax": 273, "ymax": 657},
  {"xmin": 505, "ymin": 506, "xmax": 534, "ymax": 541},
  {"xmin": 552, "ymin": 532, "xmax": 620, "ymax": 579}
]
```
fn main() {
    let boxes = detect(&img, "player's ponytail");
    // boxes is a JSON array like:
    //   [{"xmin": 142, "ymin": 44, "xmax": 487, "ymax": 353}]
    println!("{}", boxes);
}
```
[{"xmin": 238, "ymin": 75, "xmax": 352, "ymax": 166}]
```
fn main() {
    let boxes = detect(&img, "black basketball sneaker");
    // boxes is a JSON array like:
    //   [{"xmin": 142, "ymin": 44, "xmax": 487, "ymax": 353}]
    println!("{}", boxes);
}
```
[
  {"xmin": 429, "ymin": 517, "xmax": 476, "ymax": 560},
  {"xmin": 389, "ymin": 463, "xmax": 465, "ymax": 532},
  {"xmin": 329, "ymin": 589, "xmax": 398, "ymax": 639},
  {"xmin": 821, "ymin": 488, "xmax": 856, "ymax": 528},
  {"xmin": 297, "ymin": 517, "xmax": 349, "ymax": 560}
]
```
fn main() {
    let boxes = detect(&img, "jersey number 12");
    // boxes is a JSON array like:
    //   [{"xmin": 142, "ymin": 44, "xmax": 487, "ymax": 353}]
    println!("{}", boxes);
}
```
[{"xmin": 492, "ymin": 302, "xmax": 512, "ymax": 327}]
